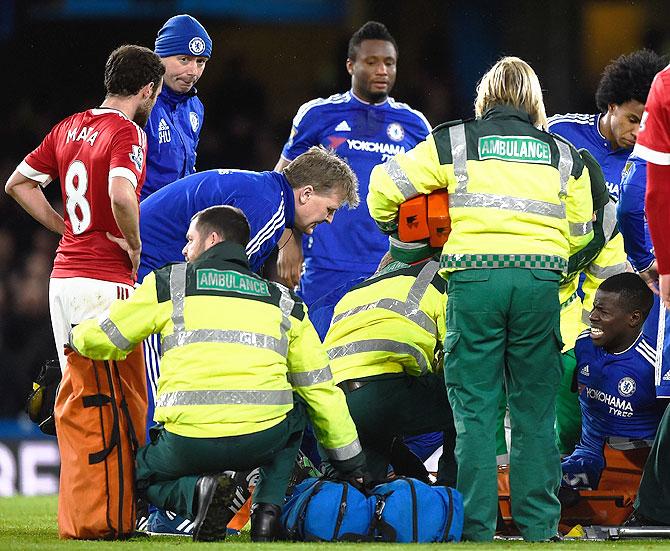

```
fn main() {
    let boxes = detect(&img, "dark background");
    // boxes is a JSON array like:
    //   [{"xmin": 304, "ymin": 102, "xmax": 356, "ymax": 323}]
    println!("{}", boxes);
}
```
[{"xmin": 0, "ymin": 0, "xmax": 668, "ymax": 417}]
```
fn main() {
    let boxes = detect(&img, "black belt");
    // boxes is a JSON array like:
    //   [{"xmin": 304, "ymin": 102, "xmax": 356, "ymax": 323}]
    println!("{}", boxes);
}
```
[{"xmin": 337, "ymin": 380, "xmax": 370, "ymax": 393}]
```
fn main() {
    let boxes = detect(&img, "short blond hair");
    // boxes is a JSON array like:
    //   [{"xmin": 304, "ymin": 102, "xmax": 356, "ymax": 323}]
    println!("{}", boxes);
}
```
[
  {"xmin": 474, "ymin": 56, "xmax": 548, "ymax": 130},
  {"xmin": 282, "ymin": 146, "xmax": 359, "ymax": 208}
]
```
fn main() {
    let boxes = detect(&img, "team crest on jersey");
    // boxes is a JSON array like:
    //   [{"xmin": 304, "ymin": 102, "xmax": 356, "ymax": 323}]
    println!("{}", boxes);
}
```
[
  {"xmin": 130, "ymin": 145, "xmax": 144, "ymax": 172},
  {"xmin": 189, "ymin": 37, "xmax": 206, "ymax": 56},
  {"xmin": 190, "ymin": 112, "xmax": 200, "ymax": 132},
  {"xmin": 617, "ymin": 377, "xmax": 636, "ymax": 397},
  {"xmin": 387, "ymin": 122, "xmax": 405, "ymax": 142}
]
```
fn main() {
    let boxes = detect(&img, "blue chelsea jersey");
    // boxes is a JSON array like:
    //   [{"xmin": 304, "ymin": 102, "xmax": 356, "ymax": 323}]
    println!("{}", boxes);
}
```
[
  {"xmin": 138, "ymin": 169, "xmax": 294, "ymax": 281},
  {"xmin": 548, "ymin": 113, "xmax": 632, "ymax": 201},
  {"xmin": 281, "ymin": 91, "xmax": 431, "ymax": 272},
  {"xmin": 142, "ymin": 86, "xmax": 205, "ymax": 200},
  {"xmin": 574, "ymin": 329, "xmax": 661, "ymax": 454}
]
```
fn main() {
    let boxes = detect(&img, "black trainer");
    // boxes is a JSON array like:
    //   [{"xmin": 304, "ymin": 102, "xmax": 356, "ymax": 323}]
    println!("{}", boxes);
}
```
[
  {"xmin": 135, "ymin": 495, "xmax": 150, "ymax": 533},
  {"xmin": 191, "ymin": 475, "xmax": 237, "ymax": 542},
  {"xmin": 250, "ymin": 502, "xmax": 282, "ymax": 542}
]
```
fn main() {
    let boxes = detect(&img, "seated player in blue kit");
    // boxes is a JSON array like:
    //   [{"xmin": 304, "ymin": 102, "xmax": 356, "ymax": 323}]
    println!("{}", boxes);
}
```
[{"xmin": 561, "ymin": 273, "xmax": 664, "ymax": 490}]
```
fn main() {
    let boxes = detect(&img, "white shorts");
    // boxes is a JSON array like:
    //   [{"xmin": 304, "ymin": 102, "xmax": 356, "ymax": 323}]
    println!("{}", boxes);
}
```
[{"xmin": 48, "ymin": 277, "xmax": 133, "ymax": 372}]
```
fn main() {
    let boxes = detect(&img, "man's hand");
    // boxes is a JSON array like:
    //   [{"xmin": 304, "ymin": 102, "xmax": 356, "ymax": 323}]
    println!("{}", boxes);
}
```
[
  {"xmin": 277, "ymin": 228, "xmax": 303, "ymax": 288},
  {"xmin": 107, "ymin": 232, "xmax": 141, "ymax": 280},
  {"xmin": 660, "ymin": 273, "xmax": 670, "ymax": 309},
  {"xmin": 639, "ymin": 260, "xmax": 659, "ymax": 295}
]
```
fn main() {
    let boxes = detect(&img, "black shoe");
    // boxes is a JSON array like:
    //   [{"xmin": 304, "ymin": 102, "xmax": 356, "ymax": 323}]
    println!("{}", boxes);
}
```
[
  {"xmin": 224, "ymin": 468, "xmax": 257, "ymax": 517},
  {"xmin": 623, "ymin": 509, "xmax": 670, "ymax": 527},
  {"xmin": 250, "ymin": 502, "xmax": 282, "ymax": 542},
  {"xmin": 135, "ymin": 496, "xmax": 150, "ymax": 532},
  {"xmin": 191, "ymin": 475, "xmax": 237, "ymax": 542}
]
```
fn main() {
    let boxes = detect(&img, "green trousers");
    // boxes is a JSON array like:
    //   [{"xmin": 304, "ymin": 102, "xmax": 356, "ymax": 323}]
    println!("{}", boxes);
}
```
[
  {"xmin": 135, "ymin": 403, "xmax": 305, "ymax": 518},
  {"xmin": 555, "ymin": 349, "xmax": 582, "ymax": 455},
  {"xmin": 635, "ymin": 401, "xmax": 670, "ymax": 522},
  {"xmin": 341, "ymin": 372, "xmax": 456, "ymax": 485},
  {"xmin": 497, "ymin": 349, "xmax": 581, "ymax": 457},
  {"xmin": 444, "ymin": 268, "xmax": 563, "ymax": 542}
]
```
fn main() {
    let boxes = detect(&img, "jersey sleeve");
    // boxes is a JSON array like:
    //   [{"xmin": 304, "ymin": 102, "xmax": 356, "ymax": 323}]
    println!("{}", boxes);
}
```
[
  {"xmin": 18, "ymin": 123, "xmax": 60, "ymax": 186},
  {"xmin": 280, "ymin": 102, "xmax": 321, "ymax": 162},
  {"xmin": 244, "ymin": 194, "xmax": 288, "ymax": 273},
  {"xmin": 618, "ymin": 159, "xmax": 655, "ymax": 271},
  {"xmin": 635, "ymin": 70, "xmax": 670, "ymax": 165},
  {"xmin": 109, "ymin": 122, "xmax": 147, "ymax": 190}
]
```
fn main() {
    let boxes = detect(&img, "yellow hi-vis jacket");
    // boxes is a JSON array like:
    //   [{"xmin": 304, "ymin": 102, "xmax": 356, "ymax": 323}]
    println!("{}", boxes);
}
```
[
  {"xmin": 559, "ymin": 198, "xmax": 628, "ymax": 351},
  {"xmin": 368, "ymin": 106, "xmax": 594, "ymax": 275},
  {"xmin": 325, "ymin": 260, "xmax": 446, "ymax": 385},
  {"xmin": 69, "ymin": 242, "xmax": 362, "ymax": 463}
]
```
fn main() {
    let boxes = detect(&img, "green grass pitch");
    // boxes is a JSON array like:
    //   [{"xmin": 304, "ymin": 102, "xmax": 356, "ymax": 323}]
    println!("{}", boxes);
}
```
[{"xmin": 1, "ymin": 495, "xmax": 668, "ymax": 549}]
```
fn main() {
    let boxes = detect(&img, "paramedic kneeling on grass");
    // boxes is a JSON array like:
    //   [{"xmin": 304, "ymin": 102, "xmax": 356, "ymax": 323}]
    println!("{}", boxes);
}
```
[
  {"xmin": 69, "ymin": 205, "xmax": 366, "ymax": 542},
  {"xmin": 367, "ymin": 57, "xmax": 594, "ymax": 541}
]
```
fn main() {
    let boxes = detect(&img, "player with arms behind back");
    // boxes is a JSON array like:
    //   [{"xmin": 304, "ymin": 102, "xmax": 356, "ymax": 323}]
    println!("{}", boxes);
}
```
[{"xmin": 4, "ymin": 44, "xmax": 165, "ymax": 372}]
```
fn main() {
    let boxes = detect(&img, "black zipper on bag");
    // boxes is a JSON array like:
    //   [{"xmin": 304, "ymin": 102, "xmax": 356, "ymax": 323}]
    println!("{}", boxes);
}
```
[
  {"xmin": 90, "ymin": 360, "xmax": 114, "ymax": 535},
  {"xmin": 111, "ymin": 359, "xmax": 139, "ymax": 535},
  {"xmin": 406, "ymin": 478, "xmax": 418, "ymax": 543},
  {"xmin": 443, "ymin": 486, "xmax": 455, "ymax": 542},
  {"xmin": 332, "ymin": 481, "xmax": 348, "ymax": 540},
  {"xmin": 103, "ymin": 360, "xmax": 124, "ymax": 538}
]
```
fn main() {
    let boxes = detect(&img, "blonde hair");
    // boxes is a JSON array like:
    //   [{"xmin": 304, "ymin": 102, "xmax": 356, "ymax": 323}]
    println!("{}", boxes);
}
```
[
  {"xmin": 474, "ymin": 56, "xmax": 548, "ymax": 130},
  {"xmin": 283, "ymin": 146, "xmax": 359, "ymax": 208}
]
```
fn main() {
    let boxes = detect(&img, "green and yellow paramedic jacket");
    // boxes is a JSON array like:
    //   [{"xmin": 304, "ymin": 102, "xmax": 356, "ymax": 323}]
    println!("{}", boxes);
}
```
[
  {"xmin": 367, "ymin": 106, "xmax": 594, "ymax": 275},
  {"xmin": 325, "ymin": 259, "xmax": 446, "ymax": 385},
  {"xmin": 559, "ymin": 197, "xmax": 628, "ymax": 351},
  {"xmin": 69, "ymin": 242, "xmax": 362, "ymax": 463}
]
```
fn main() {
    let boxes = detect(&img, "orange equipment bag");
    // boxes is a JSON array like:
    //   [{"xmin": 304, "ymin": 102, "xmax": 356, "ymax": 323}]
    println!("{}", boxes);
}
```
[
  {"xmin": 398, "ymin": 189, "xmax": 451, "ymax": 247},
  {"xmin": 55, "ymin": 346, "xmax": 147, "ymax": 539},
  {"xmin": 497, "ymin": 443, "xmax": 649, "ymax": 535}
]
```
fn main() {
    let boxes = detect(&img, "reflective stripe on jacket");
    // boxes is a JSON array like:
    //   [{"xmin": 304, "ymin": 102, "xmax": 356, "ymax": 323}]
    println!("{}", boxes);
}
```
[
  {"xmin": 325, "ymin": 260, "xmax": 446, "ymax": 383},
  {"xmin": 368, "ymin": 105, "xmax": 594, "ymax": 275},
  {"xmin": 69, "ymin": 242, "xmax": 360, "ymax": 460}
]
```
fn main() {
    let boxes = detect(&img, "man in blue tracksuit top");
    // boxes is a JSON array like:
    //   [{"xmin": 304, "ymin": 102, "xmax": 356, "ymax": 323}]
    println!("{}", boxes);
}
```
[
  {"xmin": 275, "ymin": 21, "xmax": 430, "ymax": 307},
  {"xmin": 548, "ymin": 50, "xmax": 664, "ymax": 200},
  {"xmin": 561, "ymin": 273, "xmax": 663, "ymax": 490},
  {"xmin": 143, "ymin": 14, "xmax": 211, "ymax": 200}
]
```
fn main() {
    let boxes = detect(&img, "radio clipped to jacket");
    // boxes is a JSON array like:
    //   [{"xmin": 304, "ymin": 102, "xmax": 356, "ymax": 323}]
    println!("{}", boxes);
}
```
[{"xmin": 398, "ymin": 189, "xmax": 451, "ymax": 247}]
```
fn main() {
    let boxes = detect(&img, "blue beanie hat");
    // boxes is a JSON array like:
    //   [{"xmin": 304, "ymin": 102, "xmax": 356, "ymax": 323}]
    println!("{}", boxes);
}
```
[{"xmin": 155, "ymin": 14, "xmax": 212, "ymax": 58}]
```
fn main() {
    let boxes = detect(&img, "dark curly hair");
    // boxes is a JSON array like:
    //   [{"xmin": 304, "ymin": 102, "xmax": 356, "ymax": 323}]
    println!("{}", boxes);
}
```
[
  {"xmin": 104, "ymin": 44, "xmax": 165, "ymax": 97},
  {"xmin": 347, "ymin": 21, "xmax": 398, "ymax": 60},
  {"xmin": 599, "ymin": 272, "xmax": 653, "ymax": 319},
  {"xmin": 595, "ymin": 49, "xmax": 666, "ymax": 112}
]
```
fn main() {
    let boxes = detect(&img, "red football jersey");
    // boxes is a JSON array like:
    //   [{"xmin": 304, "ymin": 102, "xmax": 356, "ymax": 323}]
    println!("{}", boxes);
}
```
[
  {"xmin": 17, "ymin": 108, "xmax": 146, "ymax": 285},
  {"xmin": 635, "ymin": 64, "xmax": 670, "ymax": 165},
  {"xmin": 634, "ymin": 64, "xmax": 670, "ymax": 274}
]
